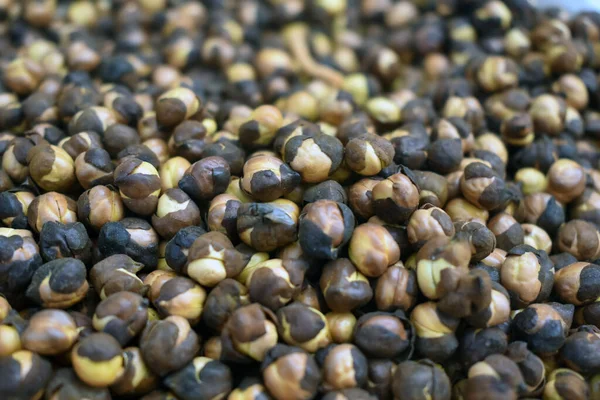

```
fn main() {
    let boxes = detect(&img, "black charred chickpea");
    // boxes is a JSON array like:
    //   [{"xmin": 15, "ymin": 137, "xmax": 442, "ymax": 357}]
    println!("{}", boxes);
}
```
[
  {"xmin": 97, "ymin": 218, "xmax": 159, "ymax": 268},
  {"xmin": 0, "ymin": 228, "xmax": 43, "ymax": 304},
  {"xmin": 277, "ymin": 303, "xmax": 331, "ymax": 353},
  {"xmin": 0, "ymin": 350, "xmax": 52, "ymax": 399},
  {"xmin": 303, "ymin": 180, "xmax": 347, "ymax": 204},
  {"xmin": 92, "ymin": 291, "xmax": 148, "ymax": 346},
  {"xmin": 284, "ymin": 134, "xmax": 344, "ymax": 183},
  {"xmin": 427, "ymin": 138, "xmax": 463, "ymax": 175},
  {"xmin": 151, "ymin": 189, "xmax": 201, "ymax": 240},
  {"xmin": 460, "ymin": 162, "xmax": 508, "ymax": 210},
  {"xmin": 245, "ymin": 258, "xmax": 305, "ymax": 311},
  {"xmin": 69, "ymin": 106, "xmax": 117, "ymax": 137},
  {"xmin": 21, "ymin": 309, "xmax": 78, "ymax": 356},
  {"xmin": 505, "ymin": 341, "xmax": 546, "ymax": 397},
  {"xmin": 454, "ymin": 220, "xmax": 497, "ymax": 262},
  {"xmin": 466, "ymin": 281, "xmax": 511, "ymax": 328},
  {"xmin": 207, "ymin": 194, "xmax": 242, "ymax": 241},
  {"xmin": 39, "ymin": 221, "xmax": 92, "ymax": 264},
  {"xmin": 168, "ymin": 120, "xmax": 211, "ymax": 162},
  {"xmin": 392, "ymin": 359, "xmax": 451, "ymax": 400},
  {"xmin": 140, "ymin": 315, "xmax": 200, "ymax": 377},
  {"xmin": 512, "ymin": 302, "xmax": 573, "ymax": 356},
  {"xmin": 26, "ymin": 257, "xmax": 89, "ymax": 309},
  {"xmin": 487, "ymin": 213, "xmax": 524, "ymax": 251},
  {"xmin": 164, "ymin": 226, "xmax": 207, "ymax": 273},
  {"xmin": 114, "ymin": 157, "xmax": 161, "ymax": 216},
  {"xmin": 179, "ymin": 156, "xmax": 231, "ymax": 203},
  {"xmin": 240, "ymin": 154, "xmax": 300, "ymax": 202},
  {"xmin": 515, "ymin": 192, "xmax": 565, "ymax": 237},
  {"xmin": 89, "ymin": 254, "xmax": 147, "ymax": 300},
  {"xmin": 544, "ymin": 369, "xmax": 590, "ymax": 400},
  {"xmin": 164, "ymin": 356, "xmax": 233, "ymax": 400},
  {"xmin": 459, "ymin": 326, "xmax": 508, "ymax": 369}
]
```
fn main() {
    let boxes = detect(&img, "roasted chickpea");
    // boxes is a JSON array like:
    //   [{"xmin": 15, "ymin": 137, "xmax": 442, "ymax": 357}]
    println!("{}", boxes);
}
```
[
  {"xmin": 348, "ymin": 178, "xmax": 381, "ymax": 220},
  {"xmin": 353, "ymin": 312, "xmax": 413, "ymax": 360},
  {"xmin": 202, "ymin": 279, "xmax": 249, "ymax": 333},
  {"xmin": 140, "ymin": 315, "xmax": 200, "ymax": 377},
  {"xmin": 71, "ymin": 333, "xmax": 124, "ymax": 387},
  {"xmin": 512, "ymin": 303, "xmax": 572, "ymax": 356},
  {"xmin": 75, "ymin": 148, "xmax": 114, "ymax": 189},
  {"xmin": 155, "ymin": 87, "xmax": 201, "ymax": 129},
  {"xmin": 521, "ymin": 223, "xmax": 552, "ymax": 253},
  {"xmin": 345, "ymin": 134, "xmax": 394, "ymax": 176},
  {"xmin": 529, "ymin": 94, "xmax": 567, "ymax": 137},
  {"xmin": 392, "ymin": 359, "xmax": 451, "ymax": 400},
  {"xmin": 26, "ymin": 144, "xmax": 76, "ymax": 192},
  {"xmin": 97, "ymin": 218, "xmax": 159, "ymax": 268},
  {"xmin": 92, "ymin": 291, "xmax": 148, "ymax": 346},
  {"xmin": 221, "ymin": 303, "xmax": 278, "ymax": 362},
  {"xmin": 114, "ymin": 157, "xmax": 161, "ymax": 216},
  {"xmin": 207, "ymin": 194, "xmax": 242, "ymax": 242},
  {"xmin": 0, "ymin": 350, "xmax": 52, "ymax": 399},
  {"xmin": 178, "ymin": 156, "xmax": 231, "ymax": 203},
  {"xmin": 406, "ymin": 205, "xmax": 454, "ymax": 249},
  {"xmin": 460, "ymin": 162, "xmax": 508, "ymax": 210},
  {"xmin": 151, "ymin": 189, "xmax": 201, "ymax": 239},
  {"xmin": 284, "ymin": 134, "xmax": 344, "ymax": 183},
  {"xmin": 26, "ymin": 258, "xmax": 89, "ymax": 309},
  {"xmin": 237, "ymin": 199, "xmax": 300, "ymax": 252},
  {"xmin": 164, "ymin": 226, "xmax": 207, "ymax": 273},
  {"xmin": 89, "ymin": 254, "xmax": 147, "ymax": 300},
  {"xmin": 246, "ymin": 258, "xmax": 305, "ymax": 311},
  {"xmin": 28, "ymin": 192, "xmax": 78, "ymax": 234},
  {"xmin": 261, "ymin": 344, "xmax": 320, "ymax": 400},
  {"xmin": 103, "ymin": 124, "xmax": 141, "ymax": 158},
  {"xmin": 21, "ymin": 309, "xmax": 78, "ymax": 355},
  {"xmin": 69, "ymin": 107, "xmax": 117, "ymax": 137},
  {"xmin": 349, "ymin": 223, "xmax": 400, "ymax": 277},
  {"xmin": 545, "ymin": 159, "xmax": 586, "ymax": 204},
  {"xmin": 77, "ymin": 185, "xmax": 124, "ymax": 231},
  {"xmin": 0, "ymin": 189, "xmax": 35, "ymax": 229},
  {"xmin": 47, "ymin": 367, "xmax": 112, "ymax": 400},
  {"xmin": 372, "ymin": 172, "xmax": 419, "ymax": 225},
  {"xmin": 515, "ymin": 192, "xmax": 565, "ymax": 237},
  {"xmin": 164, "ymin": 356, "xmax": 233, "ymax": 400},
  {"xmin": 410, "ymin": 301, "xmax": 459, "ymax": 363},
  {"xmin": 60, "ymin": 131, "xmax": 104, "ymax": 160},
  {"xmin": 277, "ymin": 303, "xmax": 331, "ymax": 353},
  {"xmin": 454, "ymin": 220, "xmax": 496, "ymax": 262},
  {"xmin": 500, "ymin": 245, "xmax": 554, "ymax": 309},
  {"xmin": 240, "ymin": 154, "xmax": 300, "ymax": 202},
  {"xmin": 459, "ymin": 326, "xmax": 508, "ymax": 369},
  {"xmin": 39, "ymin": 221, "xmax": 92, "ymax": 264},
  {"xmin": 487, "ymin": 213, "xmax": 524, "ymax": 251},
  {"xmin": 543, "ymin": 369, "xmax": 589, "ymax": 400},
  {"xmin": 465, "ymin": 354, "xmax": 525, "ymax": 400}
]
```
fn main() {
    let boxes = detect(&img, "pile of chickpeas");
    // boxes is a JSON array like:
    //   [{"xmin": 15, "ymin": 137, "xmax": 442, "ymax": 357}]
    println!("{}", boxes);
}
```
[{"xmin": 3, "ymin": 0, "xmax": 600, "ymax": 399}]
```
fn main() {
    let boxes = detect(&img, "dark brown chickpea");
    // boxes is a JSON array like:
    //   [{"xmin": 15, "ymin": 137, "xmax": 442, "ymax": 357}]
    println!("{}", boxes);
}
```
[
  {"xmin": 164, "ymin": 356, "xmax": 232, "ymax": 400},
  {"xmin": 372, "ymin": 172, "xmax": 419, "ymax": 225},
  {"xmin": 316, "ymin": 343, "xmax": 368, "ymax": 391},
  {"xmin": 168, "ymin": 120, "xmax": 211, "ymax": 162},
  {"xmin": 77, "ymin": 185, "xmax": 125, "ymax": 232},
  {"xmin": 75, "ymin": 148, "xmax": 114, "ymax": 189},
  {"xmin": 47, "ymin": 367, "xmax": 112, "ymax": 400},
  {"xmin": 207, "ymin": 194, "xmax": 242, "ymax": 242},
  {"xmin": 245, "ymin": 258, "xmax": 305, "ymax": 311},
  {"xmin": 261, "ymin": 344, "xmax": 320, "ymax": 400},
  {"xmin": 240, "ymin": 154, "xmax": 300, "ymax": 202},
  {"xmin": 110, "ymin": 346, "xmax": 157, "ymax": 396},
  {"xmin": 140, "ymin": 315, "xmax": 200, "ymax": 377},
  {"xmin": 69, "ymin": 106, "xmax": 117, "ymax": 137},
  {"xmin": 298, "ymin": 200, "xmax": 354, "ymax": 260},
  {"xmin": 454, "ymin": 220, "xmax": 497, "ymax": 262},
  {"xmin": 515, "ymin": 192, "xmax": 565, "ymax": 237},
  {"xmin": 459, "ymin": 326, "xmax": 508, "ymax": 369},
  {"xmin": 21, "ymin": 309, "xmax": 78, "ymax": 355},
  {"xmin": 60, "ymin": 131, "xmax": 104, "ymax": 160},
  {"xmin": 0, "ymin": 189, "xmax": 35, "ymax": 229},
  {"xmin": 415, "ymin": 236, "xmax": 471, "ymax": 300},
  {"xmin": 544, "ymin": 369, "xmax": 589, "ymax": 400},
  {"xmin": 348, "ymin": 178, "xmax": 381, "ymax": 220},
  {"xmin": 71, "ymin": 333, "xmax": 125, "ymax": 387},
  {"xmin": 179, "ymin": 156, "xmax": 231, "ymax": 203},
  {"xmin": 221, "ymin": 303, "xmax": 278, "ymax": 362},
  {"xmin": 500, "ymin": 245, "xmax": 554, "ymax": 309},
  {"xmin": 103, "ymin": 124, "xmax": 141, "ymax": 158},
  {"xmin": 557, "ymin": 220, "xmax": 600, "ymax": 261},
  {"xmin": 237, "ymin": 199, "xmax": 300, "ymax": 252},
  {"xmin": 114, "ymin": 157, "xmax": 161, "ymax": 216},
  {"xmin": 427, "ymin": 138, "xmax": 464, "ymax": 175},
  {"xmin": 90, "ymin": 254, "xmax": 147, "ymax": 300},
  {"xmin": 460, "ymin": 162, "xmax": 508, "ymax": 210},
  {"xmin": 554, "ymin": 262, "xmax": 600, "ymax": 306},
  {"xmin": 26, "ymin": 143, "xmax": 76, "ymax": 192},
  {"xmin": 97, "ymin": 218, "xmax": 159, "ymax": 268},
  {"xmin": 202, "ymin": 279, "xmax": 249, "ymax": 333},
  {"xmin": 92, "ymin": 292, "xmax": 148, "ymax": 346},
  {"xmin": 345, "ymin": 134, "xmax": 394, "ymax": 176},
  {"xmin": 155, "ymin": 87, "xmax": 201, "ymax": 129},
  {"xmin": 512, "ymin": 303, "xmax": 572, "ymax": 356},
  {"xmin": 487, "ymin": 212, "xmax": 524, "ymax": 251},
  {"xmin": 411, "ymin": 170, "xmax": 449, "ymax": 208},
  {"xmin": 406, "ymin": 205, "xmax": 455, "ymax": 249},
  {"xmin": 151, "ymin": 189, "xmax": 201, "ymax": 239},
  {"xmin": 0, "ymin": 350, "xmax": 52, "ymax": 399},
  {"xmin": 353, "ymin": 311, "xmax": 413, "ymax": 360},
  {"xmin": 392, "ymin": 359, "xmax": 451, "ymax": 400},
  {"xmin": 410, "ymin": 301, "xmax": 459, "ymax": 363},
  {"xmin": 465, "ymin": 354, "xmax": 525, "ymax": 400},
  {"xmin": 277, "ymin": 303, "xmax": 331, "ymax": 353}
]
